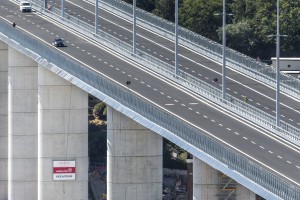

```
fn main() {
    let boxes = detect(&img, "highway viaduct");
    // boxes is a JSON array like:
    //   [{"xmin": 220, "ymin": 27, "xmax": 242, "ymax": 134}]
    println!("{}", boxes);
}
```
[{"xmin": 1, "ymin": 0, "xmax": 300, "ymax": 199}]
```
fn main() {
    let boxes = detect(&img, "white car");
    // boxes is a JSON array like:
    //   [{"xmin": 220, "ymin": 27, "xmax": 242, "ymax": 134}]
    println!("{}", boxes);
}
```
[{"xmin": 20, "ymin": 1, "xmax": 32, "ymax": 12}]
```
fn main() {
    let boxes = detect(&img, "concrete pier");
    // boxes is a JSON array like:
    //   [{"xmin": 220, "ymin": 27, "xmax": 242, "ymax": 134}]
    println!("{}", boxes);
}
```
[
  {"xmin": 193, "ymin": 157, "xmax": 256, "ymax": 200},
  {"xmin": 236, "ymin": 184, "xmax": 256, "ymax": 200},
  {"xmin": 38, "ymin": 66, "xmax": 88, "ymax": 200},
  {"xmin": 8, "ymin": 47, "xmax": 38, "ymax": 200},
  {"xmin": 193, "ymin": 157, "xmax": 218, "ymax": 200},
  {"xmin": 0, "ymin": 41, "xmax": 8, "ymax": 200},
  {"xmin": 107, "ymin": 106, "xmax": 163, "ymax": 200}
]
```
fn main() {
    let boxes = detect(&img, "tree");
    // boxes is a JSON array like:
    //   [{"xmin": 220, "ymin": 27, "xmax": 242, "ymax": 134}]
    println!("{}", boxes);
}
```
[
  {"xmin": 152, "ymin": 0, "xmax": 175, "ymax": 22},
  {"xmin": 122, "ymin": 0, "xmax": 156, "ymax": 12},
  {"xmin": 179, "ymin": 0, "xmax": 222, "ymax": 41},
  {"xmin": 93, "ymin": 102, "xmax": 107, "ymax": 121}
]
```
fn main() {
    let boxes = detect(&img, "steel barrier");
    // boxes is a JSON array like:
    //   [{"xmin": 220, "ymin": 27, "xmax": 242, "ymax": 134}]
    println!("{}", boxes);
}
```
[
  {"xmin": 88, "ymin": 0, "xmax": 300, "ymax": 99},
  {"xmin": 26, "ymin": 0, "xmax": 300, "ymax": 147}
]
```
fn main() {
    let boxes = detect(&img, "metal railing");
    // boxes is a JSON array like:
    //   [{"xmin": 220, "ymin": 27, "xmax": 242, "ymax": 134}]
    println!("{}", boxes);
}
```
[
  {"xmin": 25, "ymin": 0, "xmax": 300, "ymax": 147},
  {"xmin": 89, "ymin": 0, "xmax": 300, "ymax": 100},
  {"xmin": 0, "ymin": 18, "xmax": 298, "ymax": 199}
]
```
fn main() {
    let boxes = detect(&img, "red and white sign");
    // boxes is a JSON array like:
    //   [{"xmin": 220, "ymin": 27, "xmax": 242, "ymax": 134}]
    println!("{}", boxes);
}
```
[{"xmin": 53, "ymin": 161, "xmax": 76, "ymax": 180}]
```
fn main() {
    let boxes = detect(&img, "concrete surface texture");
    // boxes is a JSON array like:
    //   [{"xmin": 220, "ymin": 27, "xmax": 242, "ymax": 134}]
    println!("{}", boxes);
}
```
[
  {"xmin": 236, "ymin": 184, "xmax": 256, "ymax": 200},
  {"xmin": 193, "ymin": 157, "xmax": 218, "ymax": 200},
  {"xmin": 107, "ymin": 106, "xmax": 163, "ymax": 200},
  {"xmin": 8, "ymin": 47, "xmax": 38, "ymax": 200},
  {"xmin": 38, "ymin": 66, "xmax": 88, "ymax": 200},
  {"xmin": 0, "ymin": 41, "xmax": 8, "ymax": 200}
]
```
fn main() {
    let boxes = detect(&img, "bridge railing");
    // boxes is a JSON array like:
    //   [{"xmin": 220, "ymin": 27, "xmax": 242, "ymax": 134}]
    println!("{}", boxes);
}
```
[
  {"xmin": 0, "ymin": 19, "xmax": 298, "ymax": 199},
  {"xmin": 88, "ymin": 0, "xmax": 300, "ymax": 100},
  {"xmin": 26, "ymin": 0, "xmax": 300, "ymax": 147}
]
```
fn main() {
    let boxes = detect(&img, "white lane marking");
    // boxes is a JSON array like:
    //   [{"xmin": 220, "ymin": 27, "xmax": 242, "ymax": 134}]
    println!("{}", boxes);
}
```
[
  {"xmin": 251, "ymin": 141, "xmax": 256, "ymax": 144},
  {"xmin": 277, "ymin": 156, "xmax": 282, "ymax": 159},
  {"xmin": 234, "ymin": 132, "xmax": 239, "ymax": 135},
  {"xmin": 165, "ymin": 103, "xmax": 174, "ymax": 106},
  {"xmin": 189, "ymin": 103, "xmax": 199, "ymax": 105},
  {"xmin": 243, "ymin": 137, "xmax": 248, "ymax": 140}
]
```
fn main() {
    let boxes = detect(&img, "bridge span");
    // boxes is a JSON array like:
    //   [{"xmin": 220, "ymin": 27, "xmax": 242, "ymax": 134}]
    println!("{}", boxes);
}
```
[{"xmin": 1, "ymin": 0, "xmax": 300, "ymax": 200}]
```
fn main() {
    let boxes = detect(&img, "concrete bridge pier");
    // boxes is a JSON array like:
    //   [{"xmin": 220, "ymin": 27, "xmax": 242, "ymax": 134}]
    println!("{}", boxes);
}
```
[
  {"xmin": 0, "ymin": 41, "xmax": 8, "ymax": 200},
  {"xmin": 107, "ymin": 106, "xmax": 163, "ymax": 200},
  {"xmin": 193, "ymin": 157, "xmax": 219, "ymax": 200},
  {"xmin": 8, "ymin": 47, "xmax": 38, "ymax": 200},
  {"xmin": 193, "ymin": 157, "xmax": 256, "ymax": 200},
  {"xmin": 38, "ymin": 66, "xmax": 88, "ymax": 200}
]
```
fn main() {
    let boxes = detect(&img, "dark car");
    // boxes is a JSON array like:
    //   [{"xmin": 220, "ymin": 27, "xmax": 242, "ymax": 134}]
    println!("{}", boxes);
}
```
[{"xmin": 52, "ymin": 38, "xmax": 64, "ymax": 47}]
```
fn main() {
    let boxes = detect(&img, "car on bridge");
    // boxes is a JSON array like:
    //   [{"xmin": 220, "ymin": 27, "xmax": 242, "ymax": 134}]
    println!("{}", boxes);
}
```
[
  {"xmin": 19, "ymin": 1, "xmax": 32, "ymax": 12},
  {"xmin": 52, "ymin": 38, "xmax": 64, "ymax": 47}
]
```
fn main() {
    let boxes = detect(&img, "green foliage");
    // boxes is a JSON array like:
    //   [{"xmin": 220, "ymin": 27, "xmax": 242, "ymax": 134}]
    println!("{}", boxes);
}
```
[
  {"xmin": 163, "ymin": 139, "xmax": 187, "ymax": 170},
  {"xmin": 93, "ymin": 102, "xmax": 107, "ymax": 121},
  {"xmin": 179, "ymin": 0, "xmax": 222, "ymax": 41},
  {"xmin": 122, "ymin": 0, "xmax": 156, "ymax": 12},
  {"xmin": 88, "ymin": 124, "xmax": 107, "ymax": 163},
  {"xmin": 124, "ymin": 0, "xmax": 300, "ymax": 60},
  {"xmin": 152, "ymin": 0, "xmax": 175, "ymax": 22}
]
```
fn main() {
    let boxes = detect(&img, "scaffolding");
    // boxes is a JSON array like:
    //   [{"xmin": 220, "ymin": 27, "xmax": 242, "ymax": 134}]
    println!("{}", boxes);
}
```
[{"xmin": 218, "ymin": 172, "xmax": 237, "ymax": 200}]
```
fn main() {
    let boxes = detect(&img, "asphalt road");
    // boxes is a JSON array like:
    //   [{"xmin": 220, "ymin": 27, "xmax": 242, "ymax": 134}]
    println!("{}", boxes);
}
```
[
  {"xmin": 1, "ymin": 0, "xmax": 300, "ymax": 188},
  {"xmin": 48, "ymin": 0, "xmax": 300, "ymax": 130}
]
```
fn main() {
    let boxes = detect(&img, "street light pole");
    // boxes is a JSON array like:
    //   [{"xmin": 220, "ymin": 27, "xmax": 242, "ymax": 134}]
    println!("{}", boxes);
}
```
[
  {"xmin": 175, "ymin": 0, "xmax": 179, "ymax": 76},
  {"xmin": 133, "ymin": 0, "xmax": 136, "ymax": 54},
  {"xmin": 95, "ymin": 0, "xmax": 99, "ymax": 34},
  {"xmin": 222, "ymin": 0, "xmax": 226, "ymax": 99},
  {"xmin": 275, "ymin": 0, "xmax": 280, "ymax": 126},
  {"xmin": 61, "ymin": 0, "xmax": 64, "ymax": 17}
]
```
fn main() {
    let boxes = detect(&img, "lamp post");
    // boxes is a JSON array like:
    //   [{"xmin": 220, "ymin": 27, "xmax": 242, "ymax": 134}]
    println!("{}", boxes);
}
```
[
  {"xmin": 215, "ymin": 0, "xmax": 232, "ymax": 99},
  {"xmin": 269, "ymin": 0, "xmax": 286, "ymax": 126},
  {"xmin": 221, "ymin": 0, "xmax": 226, "ymax": 99},
  {"xmin": 275, "ymin": 0, "xmax": 280, "ymax": 126},
  {"xmin": 133, "ymin": 0, "xmax": 137, "ymax": 54},
  {"xmin": 175, "ymin": 0, "xmax": 179, "ymax": 76},
  {"xmin": 95, "ymin": 0, "xmax": 99, "ymax": 34},
  {"xmin": 61, "ymin": 0, "xmax": 64, "ymax": 17}
]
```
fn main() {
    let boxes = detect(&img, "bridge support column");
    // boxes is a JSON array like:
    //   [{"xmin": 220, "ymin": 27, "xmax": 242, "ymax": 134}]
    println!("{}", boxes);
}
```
[
  {"xmin": 193, "ymin": 157, "xmax": 218, "ymax": 200},
  {"xmin": 8, "ymin": 47, "xmax": 38, "ymax": 200},
  {"xmin": 107, "ymin": 106, "xmax": 163, "ymax": 200},
  {"xmin": 38, "ymin": 66, "xmax": 88, "ymax": 200},
  {"xmin": 236, "ymin": 184, "xmax": 256, "ymax": 200},
  {"xmin": 0, "ymin": 41, "xmax": 8, "ymax": 200}
]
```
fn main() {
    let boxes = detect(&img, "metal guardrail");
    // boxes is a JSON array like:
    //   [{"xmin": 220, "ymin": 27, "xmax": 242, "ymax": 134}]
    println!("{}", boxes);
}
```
[
  {"xmin": 0, "ymin": 18, "xmax": 297, "ymax": 200},
  {"xmin": 26, "ymin": 0, "xmax": 300, "ymax": 148},
  {"xmin": 93, "ymin": 0, "xmax": 300, "ymax": 100}
]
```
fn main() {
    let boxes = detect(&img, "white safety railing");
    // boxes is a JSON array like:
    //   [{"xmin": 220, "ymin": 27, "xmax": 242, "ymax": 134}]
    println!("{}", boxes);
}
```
[{"xmin": 27, "ymin": 0, "xmax": 300, "ymax": 148}]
